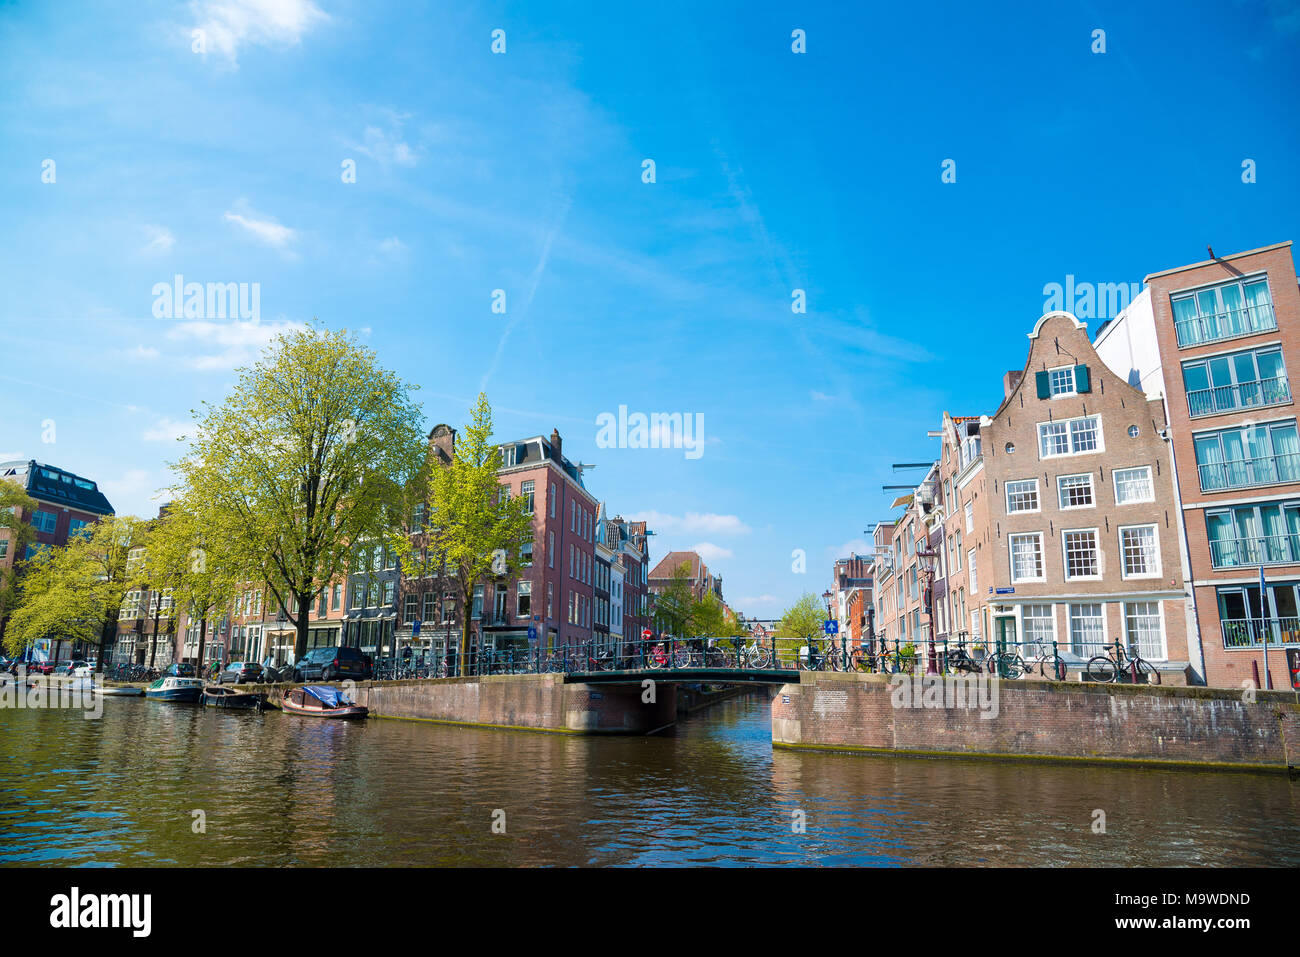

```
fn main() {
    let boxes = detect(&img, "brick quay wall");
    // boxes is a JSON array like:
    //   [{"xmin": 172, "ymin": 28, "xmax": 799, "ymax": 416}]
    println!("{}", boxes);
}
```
[{"xmin": 772, "ymin": 672, "xmax": 1300, "ymax": 772}]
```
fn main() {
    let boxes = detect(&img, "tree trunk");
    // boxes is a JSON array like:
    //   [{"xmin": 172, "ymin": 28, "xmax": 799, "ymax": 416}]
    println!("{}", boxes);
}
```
[
  {"xmin": 148, "ymin": 604, "xmax": 160, "ymax": 668},
  {"xmin": 196, "ymin": 616, "xmax": 208, "ymax": 673},
  {"xmin": 294, "ymin": 592, "xmax": 310, "ymax": 660},
  {"xmin": 460, "ymin": 602, "xmax": 471, "ymax": 677},
  {"xmin": 97, "ymin": 613, "xmax": 116, "ymax": 675}
]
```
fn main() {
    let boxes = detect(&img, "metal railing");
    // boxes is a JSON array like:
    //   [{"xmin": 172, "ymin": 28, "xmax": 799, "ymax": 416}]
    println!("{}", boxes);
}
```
[
  {"xmin": 1186, "ymin": 376, "xmax": 1290, "ymax": 418},
  {"xmin": 1198, "ymin": 451, "xmax": 1300, "ymax": 492},
  {"xmin": 1208, "ymin": 534, "xmax": 1300, "ymax": 569},
  {"xmin": 1220, "ymin": 617, "xmax": 1300, "ymax": 649},
  {"xmin": 1174, "ymin": 302, "xmax": 1276, "ymax": 348}
]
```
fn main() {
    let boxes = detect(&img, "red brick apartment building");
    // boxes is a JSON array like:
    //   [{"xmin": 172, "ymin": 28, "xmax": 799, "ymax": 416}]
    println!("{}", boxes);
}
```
[{"xmin": 1096, "ymin": 241, "xmax": 1300, "ymax": 688}]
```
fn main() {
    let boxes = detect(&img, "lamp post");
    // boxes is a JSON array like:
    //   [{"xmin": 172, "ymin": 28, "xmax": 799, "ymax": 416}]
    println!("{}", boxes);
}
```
[
  {"xmin": 915, "ymin": 541, "xmax": 941, "ymax": 675},
  {"xmin": 821, "ymin": 589, "xmax": 836, "ymax": 668}
]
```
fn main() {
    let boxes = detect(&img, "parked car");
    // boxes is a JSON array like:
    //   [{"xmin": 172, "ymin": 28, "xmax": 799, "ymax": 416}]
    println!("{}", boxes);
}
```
[
  {"xmin": 294, "ymin": 645, "xmax": 371, "ymax": 682},
  {"xmin": 26, "ymin": 660, "xmax": 56, "ymax": 676},
  {"xmin": 217, "ymin": 661, "xmax": 264, "ymax": 684},
  {"xmin": 165, "ymin": 662, "xmax": 197, "ymax": 678},
  {"xmin": 62, "ymin": 659, "xmax": 96, "ymax": 676}
]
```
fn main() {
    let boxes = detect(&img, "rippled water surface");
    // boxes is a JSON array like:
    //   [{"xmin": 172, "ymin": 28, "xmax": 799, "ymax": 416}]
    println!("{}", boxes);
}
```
[{"xmin": 2, "ymin": 691, "xmax": 1298, "ymax": 866}]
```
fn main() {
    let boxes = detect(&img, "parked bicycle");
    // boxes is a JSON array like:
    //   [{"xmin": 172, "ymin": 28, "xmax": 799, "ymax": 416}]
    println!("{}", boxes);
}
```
[
  {"xmin": 992, "ymin": 641, "xmax": 1067, "ymax": 680},
  {"xmin": 1085, "ymin": 641, "xmax": 1161, "ymax": 685}
]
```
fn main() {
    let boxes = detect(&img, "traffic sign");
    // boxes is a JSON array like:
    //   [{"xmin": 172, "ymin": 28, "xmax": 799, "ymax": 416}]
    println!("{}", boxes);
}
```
[
  {"xmin": 642, "ymin": 628, "xmax": 653, "ymax": 640},
  {"xmin": 823, "ymin": 619, "xmax": 839, "ymax": 635},
  {"xmin": 412, "ymin": 620, "xmax": 422, "ymax": 636},
  {"xmin": 527, "ymin": 625, "xmax": 537, "ymax": 641}
]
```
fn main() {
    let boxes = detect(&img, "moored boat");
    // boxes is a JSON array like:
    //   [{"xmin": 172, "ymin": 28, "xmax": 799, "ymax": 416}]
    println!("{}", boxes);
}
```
[
  {"xmin": 281, "ymin": 685, "xmax": 368, "ymax": 719},
  {"xmin": 144, "ymin": 675, "xmax": 204, "ymax": 703},
  {"xmin": 97, "ymin": 686, "xmax": 145, "ymax": 697},
  {"xmin": 202, "ymin": 685, "xmax": 266, "ymax": 711}
]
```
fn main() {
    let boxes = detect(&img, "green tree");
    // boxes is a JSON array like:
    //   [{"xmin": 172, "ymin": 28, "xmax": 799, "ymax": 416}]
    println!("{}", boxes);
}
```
[
  {"xmin": 422, "ymin": 393, "xmax": 532, "ymax": 673},
  {"xmin": 4, "ymin": 515, "xmax": 149, "ymax": 669},
  {"xmin": 0, "ymin": 482, "xmax": 39, "ymax": 644},
  {"xmin": 653, "ymin": 564, "xmax": 693, "ymax": 635},
  {"xmin": 173, "ymin": 326, "xmax": 426, "ymax": 659},
  {"xmin": 775, "ymin": 593, "xmax": 827, "ymax": 660}
]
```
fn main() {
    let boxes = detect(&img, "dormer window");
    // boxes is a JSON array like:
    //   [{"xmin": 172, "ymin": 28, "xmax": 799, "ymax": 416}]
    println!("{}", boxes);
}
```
[{"xmin": 1036, "ymin": 364, "xmax": 1092, "ymax": 399}]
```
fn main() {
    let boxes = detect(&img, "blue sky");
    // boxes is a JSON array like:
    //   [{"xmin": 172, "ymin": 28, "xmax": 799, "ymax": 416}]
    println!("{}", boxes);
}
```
[{"xmin": 1, "ymin": 0, "xmax": 1298, "ymax": 618}]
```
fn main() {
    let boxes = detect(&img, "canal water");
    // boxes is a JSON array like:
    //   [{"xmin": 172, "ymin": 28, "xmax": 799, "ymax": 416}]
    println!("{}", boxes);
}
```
[{"xmin": 2, "ymin": 691, "xmax": 1298, "ymax": 866}]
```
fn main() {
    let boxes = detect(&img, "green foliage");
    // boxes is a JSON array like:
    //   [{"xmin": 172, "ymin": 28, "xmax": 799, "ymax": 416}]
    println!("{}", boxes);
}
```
[
  {"xmin": 422, "ymin": 393, "xmax": 533, "ymax": 664},
  {"xmin": 0, "ymin": 482, "xmax": 39, "ymax": 632},
  {"xmin": 775, "ymin": 592, "xmax": 827, "ymax": 657},
  {"xmin": 3, "ymin": 515, "xmax": 149, "ymax": 659},
  {"xmin": 173, "ymin": 325, "xmax": 426, "ymax": 657}
]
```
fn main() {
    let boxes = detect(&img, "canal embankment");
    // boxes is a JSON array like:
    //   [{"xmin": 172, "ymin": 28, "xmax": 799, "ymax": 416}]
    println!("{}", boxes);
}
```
[{"xmin": 774, "ymin": 671, "xmax": 1300, "ymax": 772}]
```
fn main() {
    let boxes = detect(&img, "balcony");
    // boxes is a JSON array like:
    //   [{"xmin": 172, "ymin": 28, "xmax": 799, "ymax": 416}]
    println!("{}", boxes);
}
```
[
  {"xmin": 1220, "ymin": 617, "xmax": 1300, "ymax": 649},
  {"xmin": 1187, "ymin": 376, "xmax": 1290, "ymax": 418},
  {"xmin": 1174, "ymin": 302, "xmax": 1276, "ymax": 348},
  {"xmin": 1209, "ymin": 534, "xmax": 1300, "ymax": 569},
  {"xmin": 1198, "ymin": 452, "xmax": 1300, "ymax": 493}
]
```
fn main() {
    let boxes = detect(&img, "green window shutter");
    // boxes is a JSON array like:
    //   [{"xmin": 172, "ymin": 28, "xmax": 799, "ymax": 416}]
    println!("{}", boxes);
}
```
[
  {"xmin": 1075, "ymin": 364, "xmax": 1091, "ymax": 393},
  {"xmin": 1035, "ymin": 371, "xmax": 1050, "ymax": 399}
]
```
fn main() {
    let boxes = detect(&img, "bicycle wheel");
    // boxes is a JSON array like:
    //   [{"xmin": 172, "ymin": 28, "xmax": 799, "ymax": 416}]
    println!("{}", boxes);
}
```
[
  {"xmin": 997, "ymin": 653, "xmax": 1027, "ymax": 679},
  {"xmin": 750, "ymin": 649, "xmax": 773, "ymax": 669},
  {"xmin": 1085, "ymin": 655, "xmax": 1117, "ymax": 682},
  {"xmin": 1044, "ymin": 655, "xmax": 1067, "ymax": 681},
  {"xmin": 1134, "ymin": 658, "xmax": 1161, "ymax": 685}
]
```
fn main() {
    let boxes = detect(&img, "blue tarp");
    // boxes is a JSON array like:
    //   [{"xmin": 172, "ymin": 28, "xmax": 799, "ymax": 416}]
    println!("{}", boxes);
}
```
[{"xmin": 303, "ymin": 685, "xmax": 353, "ymax": 707}]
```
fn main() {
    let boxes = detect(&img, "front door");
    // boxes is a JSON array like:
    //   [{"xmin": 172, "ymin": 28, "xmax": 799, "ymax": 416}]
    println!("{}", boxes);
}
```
[{"xmin": 996, "ymin": 616, "xmax": 1017, "ymax": 656}]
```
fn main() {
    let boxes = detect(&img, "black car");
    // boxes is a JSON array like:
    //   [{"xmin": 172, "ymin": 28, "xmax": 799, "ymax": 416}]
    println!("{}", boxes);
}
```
[
  {"xmin": 217, "ymin": 661, "xmax": 264, "ymax": 684},
  {"xmin": 294, "ymin": 646, "xmax": 371, "ymax": 682}
]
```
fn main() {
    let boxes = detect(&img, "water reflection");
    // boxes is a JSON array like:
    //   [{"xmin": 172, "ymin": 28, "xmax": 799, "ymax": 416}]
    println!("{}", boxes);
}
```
[{"xmin": 1, "ymin": 691, "xmax": 1296, "ymax": 866}]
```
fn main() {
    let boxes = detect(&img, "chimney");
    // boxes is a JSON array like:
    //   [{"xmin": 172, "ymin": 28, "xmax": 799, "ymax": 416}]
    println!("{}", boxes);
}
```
[
  {"xmin": 1003, "ymin": 370, "xmax": 1023, "ymax": 401},
  {"xmin": 550, "ymin": 428, "xmax": 562, "ymax": 461}
]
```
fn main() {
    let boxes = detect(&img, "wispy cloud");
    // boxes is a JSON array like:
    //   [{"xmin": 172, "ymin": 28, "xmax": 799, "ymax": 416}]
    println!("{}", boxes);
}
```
[
  {"xmin": 692, "ymin": 541, "xmax": 733, "ymax": 561},
  {"xmin": 189, "ymin": 0, "xmax": 329, "ymax": 64},
  {"xmin": 142, "ymin": 417, "xmax": 190, "ymax": 443},
  {"xmin": 165, "ymin": 319, "xmax": 305, "ymax": 371},
  {"xmin": 349, "ymin": 120, "xmax": 419, "ymax": 167},
  {"xmin": 627, "ymin": 511, "xmax": 751, "ymax": 536},
  {"xmin": 224, "ymin": 209, "xmax": 298, "ymax": 250},
  {"xmin": 141, "ymin": 225, "xmax": 175, "ymax": 256}
]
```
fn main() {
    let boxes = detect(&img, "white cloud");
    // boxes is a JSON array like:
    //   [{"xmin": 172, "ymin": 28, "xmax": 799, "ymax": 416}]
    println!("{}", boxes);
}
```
[
  {"xmin": 734, "ymin": 594, "xmax": 780, "ymax": 608},
  {"xmin": 810, "ymin": 390, "xmax": 833, "ymax": 402},
  {"xmin": 627, "ymin": 510, "xmax": 751, "ymax": 536},
  {"xmin": 692, "ymin": 541, "xmax": 733, "ymax": 561},
  {"xmin": 141, "ymin": 225, "xmax": 175, "ymax": 256},
  {"xmin": 830, "ymin": 538, "xmax": 874, "ymax": 558},
  {"xmin": 351, "ymin": 124, "xmax": 419, "ymax": 167},
  {"xmin": 224, "ymin": 210, "xmax": 298, "ymax": 249},
  {"xmin": 120, "ymin": 344, "xmax": 160, "ymax": 361},
  {"xmin": 166, "ymin": 319, "xmax": 306, "ymax": 371},
  {"xmin": 378, "ymin": 236, "xmax": 406, "ymax": 254},
  {"xmin": 190, "ymin": 0, "xmax": 329, "ymax": 64},
  {"xmin": 142, "ymin": 417, "xmax": 190, "ymax": 443},
  {"xmin": 100, "ymin": 469, "xmax": 157, "ymax": 513}
]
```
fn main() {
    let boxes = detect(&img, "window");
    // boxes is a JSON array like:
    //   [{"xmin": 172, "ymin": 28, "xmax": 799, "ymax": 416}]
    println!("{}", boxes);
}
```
[
  {"xmin": 1022, "ymin": 604, "xmax": 1055, "ymax": 655},
  {"xmin": 1063, "ymin": 529, "xmax": 1100, "ymax": 579},
  {"xmin": 517, "ymin": 581, "xmax": 532, "ymax": 617},
  {"xmin": 382, "ymin": 580, "xmax": 395, "ymax": 606},
  {"xmin": 1113, "ymin": 466, "xmax": 1154, "ymax": 504},
  {"xmin": 403, "ymin": 593, "xmax": 418, "ymax": 621},
  {"xmin": 1206, "ymin": 503, "xmax": 1300, "ymax": 568},
  {"xmin": 1119, "ymin": 525, "xmax": 1160, "ymax": 578},
  {"xmin": 521, "ymin": 541, "xmax": 533, "ymax": 567},
  {"xmin": 1124, "ymin": 601, "xmax": 1165, "ymax": 660},
  {"xmin": 371, "ymin": 546, "xmax": 383, "ymax": 573},
  {"xmin": 548, "ymin": 531, "xmax": 555, "ymax": 568},
  {"xmin": 1006, "ymin": 479, "xmax": 1039, "ymax": 513},
  {"xmin": 351, "ymin": 586, "xmax": 364, "ymax": 610},
  {"xmin": 547, "ymin": 582, "xmax": 553, "ymax": 619},
  {"xmin": 472, "ymin": 584, "xmax": 483, "ymax": 620},
  {"xmin": 967, "ymin": 549, "xmax": 977, "ymax": 591},
  {"xmin": 1182, "ymin": 345, "xmax": 1288, "ymax": 417},
  {"xmin": 1068, "ymin": 602, "xmax": 1105, "ymax": 656},
  {"xmin": 332, "ymin": 584, "xmax": 341, "ymax": 610},
  {"xmin": 68, "ymin": 518, "xmax": 89, "ymax": 537},
  {"xmin": 1171, "ymin": 275, "xmax": 1275, "ymax": 347},
  {"xmin": 550, "ymin": 483, "xmax": 557, "ymax": 518},
  {"xmin": 1194, "ymin": 421, "xmax": 1300, "ymax": 492},
  {"xmin": 1057, "ymin": 473, "xmax": 1094, "ymax": 509},
  {"xmin": 1009, "ymin": 533, "xmax": 1044, "ymax": 582},
  {"xmin": 964, "ymin": 501, "xmax": 974, "ymax": 533},
  {"xmin": 367, "ymin": 581, "xmax": 380, "ymax": 607},
  {"xmin": 521, "ymin": 480, "xmax": 535, "ymax": 512},
  {"xmin": 1048, "ymin": 365, "xmax": 1076, "ymax": 397},
  {"xmin": 1038, "ymin": 415, "xmax": 1102, "ymax": 458},
  {"xmin": 422, "ymin": 591, "xmax": 437, "ymax": 622},
  {"xmin": 31, "ymin": 509, "xmax": 57, "ymax": 534}
]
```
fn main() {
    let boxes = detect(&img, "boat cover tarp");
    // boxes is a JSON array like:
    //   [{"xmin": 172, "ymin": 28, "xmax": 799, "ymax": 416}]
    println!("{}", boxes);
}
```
[{"xmin": 303, "ymin": 685, "xmax": 353, "ymax": 707}]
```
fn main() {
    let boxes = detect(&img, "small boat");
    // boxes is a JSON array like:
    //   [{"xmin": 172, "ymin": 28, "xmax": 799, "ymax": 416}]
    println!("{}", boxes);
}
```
[
  {"xmin": 202, "ymin": 685, "xmax": 266, "ymax": 711},
  {"xmin": 144, "ymin": 675, "xmax": 204, "ymax": 703},
  {"xmin": 281, "ymin": 685, "xmax": 368, "ymax": 719},
  {"xmin": 97, "ymin": 686, "xmax": 145, "ymax": 697}
]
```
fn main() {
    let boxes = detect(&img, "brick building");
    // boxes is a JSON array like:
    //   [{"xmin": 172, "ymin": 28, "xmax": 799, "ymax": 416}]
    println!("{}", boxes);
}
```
[{"xmin": 1096, "ymin": 241, "xmax": 1299, "ymax": 687}]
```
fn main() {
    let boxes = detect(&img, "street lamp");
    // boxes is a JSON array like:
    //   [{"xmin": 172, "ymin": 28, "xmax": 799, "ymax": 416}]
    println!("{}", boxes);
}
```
[{"xmin": 821, "ymin": 589, "xmax": 837, "ymax": 668}]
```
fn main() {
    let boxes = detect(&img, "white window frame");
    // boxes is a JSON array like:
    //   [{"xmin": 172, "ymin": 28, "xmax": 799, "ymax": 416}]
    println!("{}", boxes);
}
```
[
  {"xmin": 1067, "ymin": 602, "xmax": 1107, "ymax": 657},
  {"xmin": 1061, "ymin": 527, "xmax": 1102, "ymax": 581},
  {"xmin": 1047, "ymin": 364, "xmax": 1077, "ymax": 398},
  {"xmin": 964, "ymin": 500, "xmax": 974, "ymax": 533},
  {"xmin": 1123, "ymin": 600, "xmax": 1167, "ymax": 661},
  {"xmin": 1112, "ymin": 465, "xmax": 1155, "ymax": 505},
  {"xmin": 1009, "ymin": 532, "xmax": 1046, "ymax": 583},
  {"xmin": 1057, "ymin": 473, "xmax": 1095, "ymax": 510},
  {"xmin": 1021, "ymin": 603, "xmax": 1056, "ymax": 653},
  {"xmin": 1006, "ymin": 479, "xmax": 1040, "ymax": 514},
  {"xmin": 1119, "ymin": 524, "xmax": 1161, "ymax": 579},
  {"xmin": 1038, "ymin": 415, "xmax": 1104, "ymax": 459},
  {"xmin": 967, "ymin": 549, "xmax": 977, "ymax": 591}
]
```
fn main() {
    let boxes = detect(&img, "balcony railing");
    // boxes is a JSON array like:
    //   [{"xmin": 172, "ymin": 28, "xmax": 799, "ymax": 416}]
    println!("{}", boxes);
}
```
[
  {"xmin": 1209, "ymin": 534, "xmax": 1300, "ymax": 569},
  {"xmin": 1186, "ymin": 376, "xmax": 1290, "ymax": 418},
  {"xmin": 1198, "ymin": 451, "xmax": 1300, "ymax": 492},
  {"xmin": 1174, "ymin": 302, "xmax": 1277, "ymax": 348},
  {"xmin": 1220, "ymin": 617, "xmax": 1300, "ymax": 649}
]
